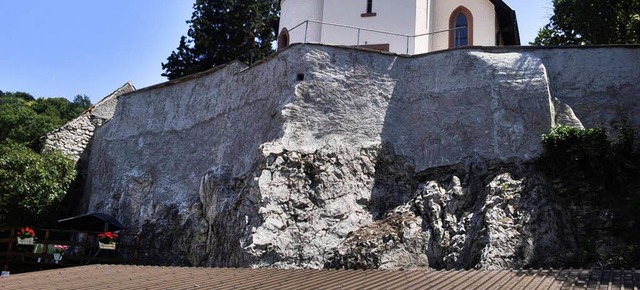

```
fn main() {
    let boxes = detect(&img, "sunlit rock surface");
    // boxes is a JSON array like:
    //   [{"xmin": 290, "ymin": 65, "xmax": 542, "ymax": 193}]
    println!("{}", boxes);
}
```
[{"xmin": 85, "ymin": 44, "xmax": 640, "ymax": 269}]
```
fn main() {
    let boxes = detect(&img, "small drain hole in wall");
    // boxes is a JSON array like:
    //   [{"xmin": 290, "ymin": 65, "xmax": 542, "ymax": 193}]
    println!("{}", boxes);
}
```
[{"xmin": 297, "ymin": 73, "xmax": 305, "ymax": 81}]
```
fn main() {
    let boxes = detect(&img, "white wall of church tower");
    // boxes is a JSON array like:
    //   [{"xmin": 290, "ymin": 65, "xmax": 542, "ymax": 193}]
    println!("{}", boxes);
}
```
[
  {"xmin": 431, "ymin": 0, "xmax": 497, "ymax": 50},
  {"xmin": 320, "ymin": 0, "xmax": 418, "ymax": 53},
  {"xmin": 279, "ymin": 0, "xmax": 502, "ymax": 55},
  {"xmin": 279, "ymin": 0, "xmax": 325, "ymax": 44},
  {"xmin": 414, "ymin": 0, "xmax": 431, "ymax": 54}
]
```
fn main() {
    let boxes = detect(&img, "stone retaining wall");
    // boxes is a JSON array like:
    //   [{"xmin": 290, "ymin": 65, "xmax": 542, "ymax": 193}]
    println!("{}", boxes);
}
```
[{"xmin": 83, "ymin": 44, "xmax": 640, "ymax": 268}]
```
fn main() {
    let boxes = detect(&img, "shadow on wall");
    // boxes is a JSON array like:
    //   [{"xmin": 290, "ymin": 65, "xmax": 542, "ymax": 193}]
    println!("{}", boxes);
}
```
[
  {"xmin": 44, "ymin": 82, "xmax": 137, "ymax": 219},
  {"xmin": 535, "ymin": 48, "xmax": 640, "ymax": 131},
  {"xmin": 371, "ymin": 49, "xmax": 562, "ymax": 269},
  {"xmin": 372, "ymin": 50, "xmax": 503, "ymax": 220}
]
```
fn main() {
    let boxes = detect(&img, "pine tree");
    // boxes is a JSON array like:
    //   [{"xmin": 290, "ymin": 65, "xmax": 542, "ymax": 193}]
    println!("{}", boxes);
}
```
[{"xmin": 162, "ymin": 0, "xmax": 279, "ymax": 80}]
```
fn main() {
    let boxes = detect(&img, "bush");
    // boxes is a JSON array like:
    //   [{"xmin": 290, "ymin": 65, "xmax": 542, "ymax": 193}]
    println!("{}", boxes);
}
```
[
  {"xmin": 538, "ymin": 124, "xmax": 640, "ymax": 266},
  {"xmin": 541, "ymin": 126, "xmax": 608, "ymax": 181},
  {"xmin": 0, "ymin": 90, "xmax": 91, "ymax": 226},
  {"xmin": 0, "ymin": 143, "xmax": 76, "ymax": 225},
  {"xmin": 539, "ymin": 125, "xmax": 638, "ymax": 201}
]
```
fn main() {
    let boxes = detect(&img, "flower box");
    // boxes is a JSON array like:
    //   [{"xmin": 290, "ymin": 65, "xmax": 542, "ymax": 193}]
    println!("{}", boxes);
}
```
[
  {"xmin": 17, "ymin": 237, "xmax": 34, "ymax": 245},
  {"xmin": 17, "ymin": 227, "xmax": 36, "ymax": 244},
  {"xmin": 99, "ymin": 242, "xmax": 116, "ymax": 250}
]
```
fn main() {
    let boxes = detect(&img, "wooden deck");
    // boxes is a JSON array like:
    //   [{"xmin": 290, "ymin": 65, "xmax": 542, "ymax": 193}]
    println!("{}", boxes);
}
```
[{"xmin": 2, "ymin": 265, "xmax": 640, "ymax": 289}]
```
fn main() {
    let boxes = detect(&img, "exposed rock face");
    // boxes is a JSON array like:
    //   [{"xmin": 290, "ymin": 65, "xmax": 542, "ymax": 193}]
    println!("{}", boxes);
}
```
[
  {"xmin": 84, "ymin": 44, "xmax": 640, "ymax": 269},
  {"xmin": 411, "ymin": 160, "xmax": 565, "ymax": 270},
  {"xmin": 324, "ymin": 205, "xmax": 429, "ymax": 270},
  {"xmin": 316, "ymin": 156, "xmax": 571, "ymax": 270}
]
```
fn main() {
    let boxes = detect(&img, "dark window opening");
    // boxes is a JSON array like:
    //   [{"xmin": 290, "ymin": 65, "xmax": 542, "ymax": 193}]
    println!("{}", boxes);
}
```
[
  {"xmin": 454, "ymin": 14, "xmax": 468, "ymax": 47},
  {"xmin": 361, "ymin": 0, "xmax": 376, "ymax": 17},
  {"xmin": 448, "ymin": 6, "xmax": 473, "ymax": 48},
  {"xmin": 278, "ymin": 28, "xmax": 290, "ymax": 51}
]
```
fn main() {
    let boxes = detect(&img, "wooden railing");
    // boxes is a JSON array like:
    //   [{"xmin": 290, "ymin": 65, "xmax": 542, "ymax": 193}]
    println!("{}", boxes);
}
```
[{"xmin": 0, "ymin": 227, "xmax": 141, "ymax": 273}]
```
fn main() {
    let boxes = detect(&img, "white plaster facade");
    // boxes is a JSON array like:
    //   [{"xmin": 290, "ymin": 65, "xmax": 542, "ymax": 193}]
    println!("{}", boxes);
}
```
[{"xmin": 278, "ymin": 0, "xmax": 519, "ymax": 55}]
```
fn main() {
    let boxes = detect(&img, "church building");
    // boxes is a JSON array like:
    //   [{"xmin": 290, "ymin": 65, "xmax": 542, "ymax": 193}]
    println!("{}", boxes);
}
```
[{"xmin": 278, "ymin": 0, "xmax": 520, "ymax": 55}]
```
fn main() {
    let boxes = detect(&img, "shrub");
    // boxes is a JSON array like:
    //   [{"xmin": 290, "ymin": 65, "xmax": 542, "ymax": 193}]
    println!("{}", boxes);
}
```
[
  {"xmin": 538, "ymin": 124, "xmax": 640, "ymax": 266},
  {"xmin": 0, "ymin": 143, "xmax": 76, "ymax": 225},
  {"xmin": 539, "ymin": 125, "xmax": 638, "ymax": 201}
]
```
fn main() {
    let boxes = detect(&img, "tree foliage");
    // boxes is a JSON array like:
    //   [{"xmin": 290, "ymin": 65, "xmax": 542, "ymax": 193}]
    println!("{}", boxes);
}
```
[
  {"xmin": 0, "ymin": 102, "xmax": 57, "ymax": 146},
  {"xmin": 539, "ymin": 125, "xmax": 639, "ymax": 205},
  {"xmin": 0, "ymin": 92, "xmax": 91, "ymax": 149},
  {"xmin": 0, "ymin": 91, "xmax": 91, "ymax": 225},
  {"xmin": 31, "ymin": 97, "xmax": 88, "ymax": 124},
  {"xmin": 161, "ymin": 0, "xmax": 280, "ymax": 80},
  {"xmin": 532, "ymin": 0, "xmax": 640, "ymax": 45},
  {"xmin": 0, "ymin": 143, "xmax": 76, "ymax": 225},
  {"xmin": 73, "ymin": 94, "xmax": 92, "ymax": 111}
]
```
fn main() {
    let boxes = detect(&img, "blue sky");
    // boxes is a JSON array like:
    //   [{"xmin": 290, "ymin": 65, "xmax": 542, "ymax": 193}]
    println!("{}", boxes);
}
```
[{"xmin": 0, "ymin": 0, "xmax": 551, "ymax": 104}]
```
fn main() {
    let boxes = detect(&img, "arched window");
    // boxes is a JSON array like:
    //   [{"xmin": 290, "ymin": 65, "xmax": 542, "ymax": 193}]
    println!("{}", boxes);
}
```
[
  {"xmin": 278, "ymin": 28, "xmax": 290, "ymax": 51},
  {"xmin": 454, "ymin": 14, "xmax": 468, "ymax": 46},
  {"xmin": 449, "ymin": 6, "xmax": 473, "ymax": 48}
]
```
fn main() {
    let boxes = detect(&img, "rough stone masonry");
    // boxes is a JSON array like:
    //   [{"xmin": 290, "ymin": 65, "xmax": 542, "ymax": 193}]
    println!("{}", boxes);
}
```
[{"xmin": 65, "ymin": 44, "xmax": 639, "ymax": 269}]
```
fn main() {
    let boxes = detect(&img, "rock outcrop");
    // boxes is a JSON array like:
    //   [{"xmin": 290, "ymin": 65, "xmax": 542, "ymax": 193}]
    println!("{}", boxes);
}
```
[{"xmin": 84, "ymin": 44, "xmax": 640, "ymax": 269}]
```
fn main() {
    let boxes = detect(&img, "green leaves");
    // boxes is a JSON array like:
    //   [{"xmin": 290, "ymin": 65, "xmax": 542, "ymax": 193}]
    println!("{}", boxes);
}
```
[
  {"xmin": 539, "ymin": 125, "xmax": 637, "ymax": 192},
  {"xmin": 538, "ymin": 124, "xmax": 640, "ymax": 266},
  {"xmin": 0, "ymin": 143, "xmax": 76, "ymax": 224},
  {"xmin": 0, "ymin": 92, "xmax": 90, "ymax": 149},
  {"xmin": 0, "ymin": 99, "xmax": 58, "ymax": 147},
  {"xmin": 532, "ymin": 0, "xmax": 640, "ymax": 45},
  {"xmin": 73, "ymin": 95, "xmax": 92, "ymax": 110},
  {"xmin": 0, "ymin": 91, "xmax": 90, "ymax": 225},
  {"xmin": 161, "ymin": 0, "xmax": 280, "ymax": 80}
]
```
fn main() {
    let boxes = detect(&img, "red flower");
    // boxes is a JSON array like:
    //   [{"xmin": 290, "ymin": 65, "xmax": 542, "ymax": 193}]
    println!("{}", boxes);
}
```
[
  {"xmin": 54, "ymin": 245, "xmax": 69, "ymax": 253},
  {"xmin": 98, "ymin": 231, "xmax": 119, "ymax": 244},
  {"xmin": 17, "ymin": 227, "xmax": 36, "ymax": 238}
]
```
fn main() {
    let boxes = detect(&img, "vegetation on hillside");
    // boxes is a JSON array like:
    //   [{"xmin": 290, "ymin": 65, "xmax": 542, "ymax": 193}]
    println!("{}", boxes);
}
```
[
  {"xmin": 532, "ymin": 0, "xmax": 640, "ymax": 45},
  {"xmin": 0, "ymin": 91, "xmax": 91, "ymax": 225},
  {"xmin": 161, "ymin": 0, "xmax": 280, "ymax": 80}
]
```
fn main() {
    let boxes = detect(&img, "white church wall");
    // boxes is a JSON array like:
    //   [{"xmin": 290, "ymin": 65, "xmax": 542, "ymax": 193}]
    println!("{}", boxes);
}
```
[
  {"xmin": 413, "ymin": 0, "xmax": 430, "ymax": 54},
  {"xmin": 431, "ymin": 0, "xmax": 497, "ymax": 51},
  {"xmin": 320, "ymin": 0, "xmax": 418, "ymax": 54},
  {"xmin": 280, "ymin": 0, "xmax": 325, "ymax": 44},
  {"xmin": 280, "ymin": 0, "xmax": 501, "ymax": 54}
]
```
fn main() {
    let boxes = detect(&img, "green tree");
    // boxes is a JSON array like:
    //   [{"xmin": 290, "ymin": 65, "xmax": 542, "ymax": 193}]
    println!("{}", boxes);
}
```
[
  {"xmin": 0, "ymin": 90, "xmax": 91, "ymax": 225},
  {"xmin": 73, "ymin": 94, "xmax": 92, "ymax": 110},
  {"xmin": 532, "ymin": 0, "xmax": 640, "ymax": 45},
  {"xmin": 0, "ymin": 91, "xmax": 35, "ymax": 102},
  {"xmin": 0, "ymin": 92, "xmax": 92, "ymax": 149},
  {"xmin": 0, "ymin": 98, "xmax": 58, "ymax": 147},
  {"xmin": 32, "ymin": 97, "xmax": 87, "ymax": 123},
  {"xmin": 161, "ymin": 0, "xmax": 279, "ymax": 80},
  {"xmin": 0, "ymin": 143, "xmax": 76, "ymax": 225}
]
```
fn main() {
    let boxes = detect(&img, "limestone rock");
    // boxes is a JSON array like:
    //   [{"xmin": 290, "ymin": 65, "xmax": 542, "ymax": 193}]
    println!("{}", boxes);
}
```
[
  {"xmin": 82, "ymin": 44, "xmax": 640, "ymax": 269},
  {"xmin": 325, "ymin": 205, "xmax": 428, "ymax": 270}
]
